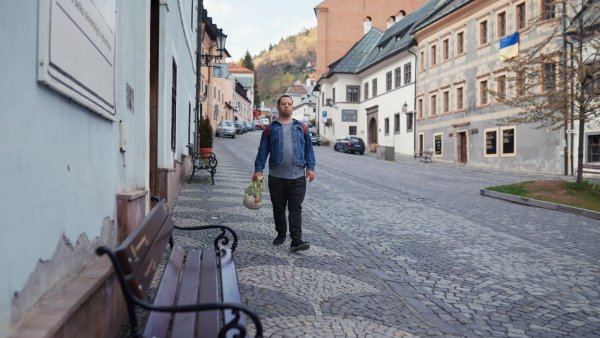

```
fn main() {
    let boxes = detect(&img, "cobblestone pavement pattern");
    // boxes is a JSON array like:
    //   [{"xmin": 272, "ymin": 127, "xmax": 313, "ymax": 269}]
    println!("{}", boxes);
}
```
[{"xmin": 170, "ymin": 132, "xmax": 600, "ymax": 337}]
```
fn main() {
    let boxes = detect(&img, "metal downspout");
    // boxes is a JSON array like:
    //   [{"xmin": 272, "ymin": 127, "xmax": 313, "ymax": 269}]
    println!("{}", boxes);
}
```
[{"xmin": 407, "ymin": 47, "xmax": 418, "ymax": 155}]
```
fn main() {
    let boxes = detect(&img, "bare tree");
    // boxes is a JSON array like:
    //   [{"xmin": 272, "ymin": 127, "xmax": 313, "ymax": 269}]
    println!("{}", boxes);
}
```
[{"xmin": 490, "ymin": 0, "xmax": 600, "ymax": 183}]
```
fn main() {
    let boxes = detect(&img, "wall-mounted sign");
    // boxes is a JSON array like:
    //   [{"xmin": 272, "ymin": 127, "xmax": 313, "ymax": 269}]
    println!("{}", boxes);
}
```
[
  {"xmin": 341, "ymin": 109, "xmax": 357, "ymax": 122},
  {"xmin": 434, "ymin": 135, "xmax": 442, "ymax": 155},
  {"xmin": 213, "ymin": 63, "xmax": 229, "ymax": 78},
  {"xmin": 322, "ymin": 111, "xmax": 327, "ymax": 118},
  {"xmin": 38, "ymin": 0, "xmax": 117, "ymax": 120}
]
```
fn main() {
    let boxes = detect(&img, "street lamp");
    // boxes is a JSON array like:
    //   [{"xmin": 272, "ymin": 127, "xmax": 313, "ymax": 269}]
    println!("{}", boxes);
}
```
[{"xmin": 200, "ymin": 28, "xmax": 227, "ymax": 66}]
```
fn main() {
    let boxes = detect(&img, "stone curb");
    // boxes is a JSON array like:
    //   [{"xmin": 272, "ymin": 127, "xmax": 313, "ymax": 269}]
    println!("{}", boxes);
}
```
[{"xmin": 480, "ymin": 189, "xmax": 600, "ymax": 220}]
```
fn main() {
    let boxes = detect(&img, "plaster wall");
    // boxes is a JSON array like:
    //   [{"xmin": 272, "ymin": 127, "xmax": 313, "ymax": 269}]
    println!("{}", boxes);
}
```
[{"xmin": 415, "ymin": 0, "xmax": 565, "ymax": 173}]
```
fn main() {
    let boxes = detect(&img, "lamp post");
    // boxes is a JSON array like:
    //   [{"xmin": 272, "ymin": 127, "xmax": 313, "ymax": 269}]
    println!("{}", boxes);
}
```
[{"xmin": 200, "ymin": 28, "xmax": 227, "ymax": 66}]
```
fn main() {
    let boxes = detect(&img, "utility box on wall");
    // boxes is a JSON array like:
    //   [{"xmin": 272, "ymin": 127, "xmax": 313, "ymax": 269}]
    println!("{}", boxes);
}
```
[{"xmin": 376, "ymin": 146, "xmax": 395, "ymax": 161}]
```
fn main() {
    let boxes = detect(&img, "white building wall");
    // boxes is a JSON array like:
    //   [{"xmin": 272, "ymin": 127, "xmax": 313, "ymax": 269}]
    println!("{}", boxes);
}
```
[{"xmin": 0, "ymin": 0, "xmax": 199, "ymax": 333}]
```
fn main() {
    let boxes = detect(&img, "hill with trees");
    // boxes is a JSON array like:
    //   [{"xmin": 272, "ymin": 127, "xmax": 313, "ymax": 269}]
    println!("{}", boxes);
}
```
[{"xmin": 241, "ymin": 27, "xmax": 316, "ymax": 107}]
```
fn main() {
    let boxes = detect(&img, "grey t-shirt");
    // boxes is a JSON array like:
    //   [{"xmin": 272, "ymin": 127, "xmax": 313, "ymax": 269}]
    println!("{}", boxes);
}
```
[{"xmin": 269, "ymin": 122, "xmax": 305, "ymax": 179}]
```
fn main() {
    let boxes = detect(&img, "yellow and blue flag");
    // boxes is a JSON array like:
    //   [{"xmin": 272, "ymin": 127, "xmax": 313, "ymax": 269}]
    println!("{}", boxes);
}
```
[{"xmin": 500, "ymin": 32, "xmax": 519, "ymax": 61}]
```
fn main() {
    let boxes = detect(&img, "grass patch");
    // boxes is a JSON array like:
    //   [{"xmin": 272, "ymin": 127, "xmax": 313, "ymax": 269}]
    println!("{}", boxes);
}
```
[{"xmin": 486, "ymin": 180, "xmax": 600, "ymax": 212}]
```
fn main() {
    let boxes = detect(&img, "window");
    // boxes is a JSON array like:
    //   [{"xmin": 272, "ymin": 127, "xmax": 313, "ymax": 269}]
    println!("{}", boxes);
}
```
[
  {"xmin": 347, "ymin": 86, "xmax": 359, "ymax": 102},
  {"xmin": 457, "ymin": 32, "xmax": 464, "ymax": 55},
  {"xmin": 386, "ymin": 71, "xmax": 392, "ymax": 91},
  {"xmin": 372, "ymin": 78, "xmax": 377, "ymax": 97},
  {"xmin": 480, "ymin": 80, "xmax": 488, "ymax": 105},
  {"xmin": 498, "ymin": 12, "xmax": 506, "ymax": 38},
  {"xmin": 406, "ymin": 113, "xmax": 413, "ymax": 132},
  {"xmin": 434, "ymin": 134, "xmax": 442, "ymax": 155},
  {"xmin": 542, "ymin": 0, "xmax": 556, "ymax": 20},
  {"xmin": 588, "ymin": 135, "xmax": 600, "ymax": 162},
  {"xmin": 501, "ymin": 127, "xmax": 516, "ymax": 156},
  {"xmin": 543, "ymin": 62, "xmax": 556, "ymax": 92},
  {"xmin": 364, "ymin": 82, "xmax": 369, "ymax": 100},
  {"xmin": 420, "ymin": 51, "xmax": 425, "ymax": 71},
  {"xmin": 394, "ymin": 113, "xmax": 400, "ymax": 133},
  {"xmin": 430, "ymin": 94, "xmax": 437, "ymax": 116},
  {"xmin": 485, "ymin": 128, "xmax": 498, "ymax": 157},
  {"xmin": 442, "ymin": 39, "xmax": 449, "ymax": 61},
  {"xmin": 171, "ymin": 59, "xmax": 177, "ymax": 151},
  {"xmin": 332, "ymin": 87, "xmax": 336, "ymax": 103},
  {"xmin": 497, "ymin": 75, "xmax": 506, "ymax": 100},
  {"xmin": 456, "ymin": 86, "xmax": 464, "ymax": 110},
  {"xmin": 417, "ymin": 98, "xmax": 423, "ymax": 119},
  {"xmin": 430, "ymin": 45, "xmax": 437, "ymax": 66},
  {"xmin": 385, "ymin": 118, "xmax": 390, "ymax": 135},
  {"xmin": 517, "ymin": 3, "xmax": 526, "ymax": 30},
  {"xmin": 395, "ymin": 67, "xmax": 401, "ymax": 88},
  {"xmin": 517, "ymin": 71, "xmax": 526, "ymax": 97},
  {"xmin": 480, "ymin": 20, "xmax": 488, "ymax": 45},
  {"xmin": 443, "ymin": 91, "xmax": 449, "ymax": 113},
  {"xmin": 349, "ymin": 126, "xmax": 357, "ymax": 135},
  {"xmin": 404, "ymin": 63, "xmax": 411, "ymax": 85}
]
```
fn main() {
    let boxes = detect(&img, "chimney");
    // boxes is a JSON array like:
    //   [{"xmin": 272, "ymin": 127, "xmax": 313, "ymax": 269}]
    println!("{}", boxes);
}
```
[
  {"xmin": 387, "ymin": 16, "xmax": 396, "ymax": 29},
  {"xmin": 395, "ymin": 10, "xmax": 407, "ymax": 22},
  {"xmin": 363, "ymin": 16, "xmax": 372, "ymax": 35}
]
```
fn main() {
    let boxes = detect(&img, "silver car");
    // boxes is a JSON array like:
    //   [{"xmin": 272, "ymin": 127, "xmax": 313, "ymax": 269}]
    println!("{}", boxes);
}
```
[{"xmin": 216, "ymin": 120, "xmax": 236, "ymax": 138}]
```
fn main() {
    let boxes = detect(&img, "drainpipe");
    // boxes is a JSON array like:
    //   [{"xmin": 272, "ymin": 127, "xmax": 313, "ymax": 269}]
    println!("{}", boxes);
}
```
[
  {"xmin": 562, "ymin": 0, "xmax": 575, "ymax": 176},
  {"xmin": 407, "ymin": 47, "xmax": 418, "ymax": 155}
]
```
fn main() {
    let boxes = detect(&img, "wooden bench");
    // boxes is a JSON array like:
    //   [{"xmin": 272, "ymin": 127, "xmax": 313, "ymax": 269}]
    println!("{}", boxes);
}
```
[
  {"xmin": 582, "ymin": 164, "xmax": 600, "ymax": 174},
  {"xmin": 96, "ymin": 197, "xmax": 263, "ymax": 338},
  {"xmin": 187, "ymin": 144, "xmax": 218, "ymax": 185},
  {"xmin": 414, "ymin": 150, "xmax": 433, "ymax": 163}
]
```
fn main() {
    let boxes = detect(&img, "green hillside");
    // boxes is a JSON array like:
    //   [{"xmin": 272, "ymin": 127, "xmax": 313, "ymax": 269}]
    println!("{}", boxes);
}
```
[{"xmin": 251, "ymin": 27, "xmax": 317, "ymax": 107}]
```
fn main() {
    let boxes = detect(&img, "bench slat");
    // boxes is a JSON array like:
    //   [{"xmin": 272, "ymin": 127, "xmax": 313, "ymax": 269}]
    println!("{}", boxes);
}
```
[
  {"xmin": 115, "ymin": 202, "xmax": 170, "ymax": 275},
  {"xmin": 220, "ymin": 248, "xmax": 247, "ymax": 337},
  {"xmin": 143, "ymin": 247, "xmax": 185, "ymax": 338},
  {"xmin": 172, "ymin": 250, "xmax": 201, "ymax": 337},
  {"xmin": 127, "ymin": 218, "xmax": 175, "ymax": 299},
  {"xmin": 197, "ymin": 249, "xmax": 220, "ymax": 337}
]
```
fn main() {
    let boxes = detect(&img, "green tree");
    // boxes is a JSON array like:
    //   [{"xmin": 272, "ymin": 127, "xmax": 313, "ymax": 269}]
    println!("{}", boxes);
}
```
[
  {"xmin": 240, "ymin": 50, "xmax": 255, "ymax": 71},
  {"xmin": 489, "ymin": 0, "xmax": 600, "ymax": 183}
]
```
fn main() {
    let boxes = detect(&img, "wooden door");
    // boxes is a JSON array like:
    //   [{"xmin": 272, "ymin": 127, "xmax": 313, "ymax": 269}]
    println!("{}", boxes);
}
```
[
  {"xmin": 149, "ymin": 0, "xmax": 159, "ymax": 199},
  {"xmin": 459, "ymin": 132, "xmax": 467, "ymax": 163}
]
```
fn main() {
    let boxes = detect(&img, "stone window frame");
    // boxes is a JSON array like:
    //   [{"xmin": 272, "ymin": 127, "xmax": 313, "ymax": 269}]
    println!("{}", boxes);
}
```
[
  {"xmin": 429, "ymin": 90, "xmax": 438, "ymax": 118},
  {"xmin": 484, "ymin": 127, "xmax": 500, "ymax": 158},
  {"xmin": 433, "ymin": 132, "xmax": 443, "ymax": 156},
  {"xmin": 500, "ymin": 125, "xmax": 517, "ymax": 157},
  {"xmin": 455, "ymin": 26, "xmax": 466, "ymax": 57},
  {"xmin": 516, "ymin": 2, "xmax": 527, "ymax": 32},
  {"xmin": 477, "ymin": 74, "xmax": 491, "ymax": 108},
  {"xmin": 454, "ymin": 80, "xmax": 466, "ymax": 112},
  {"xmin": 477, "ymin": 15, "xmax": 490, "ymax": 49}
]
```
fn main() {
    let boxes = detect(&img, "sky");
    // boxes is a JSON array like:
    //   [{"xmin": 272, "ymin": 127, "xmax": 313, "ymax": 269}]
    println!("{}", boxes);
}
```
[{"xmin": 203, "ymin": 0, "xmax": 323, "ymax": 62}]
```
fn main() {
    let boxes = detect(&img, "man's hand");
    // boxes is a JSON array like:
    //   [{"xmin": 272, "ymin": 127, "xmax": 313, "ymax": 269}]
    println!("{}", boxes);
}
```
[
  {"xmin": 306, "ymin": 170, "xmax": 315, "ymax": 182},
  {"xmin": 252, "ymin": 172, "xmax": 263, "ymax": 181}
]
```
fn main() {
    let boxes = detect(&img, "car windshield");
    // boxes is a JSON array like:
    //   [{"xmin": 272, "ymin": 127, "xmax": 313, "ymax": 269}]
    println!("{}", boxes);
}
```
[
  {"xmin": 310, "ymin": 132, "xmax": 318, "ymax": 137},
  {"xmin": 221, "ymin": 121, "xmax": 233, "ymax": 127}
]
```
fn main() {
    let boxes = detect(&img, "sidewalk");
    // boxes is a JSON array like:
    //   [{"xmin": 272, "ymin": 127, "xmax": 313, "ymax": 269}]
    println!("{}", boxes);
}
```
[{"xmin": 170, "ymin": 141, "xmax": 453, "ymax": 336}]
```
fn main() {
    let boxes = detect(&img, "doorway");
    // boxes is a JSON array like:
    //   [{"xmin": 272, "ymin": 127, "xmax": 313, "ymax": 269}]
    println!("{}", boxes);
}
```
[
  {"xmin": 149, "ymin": 0, "xmax": 159, "ymax": 198},
  {"xmin": 369, "ymin": 117, "xmax": 378, "ymax": 144},
  {"xmin": 457, "ymin": 132, "xmax": 467, "ymax": 163},
  {"xmin": 418, "ymin": 134, "xmax": 424, "ymax": 155}
]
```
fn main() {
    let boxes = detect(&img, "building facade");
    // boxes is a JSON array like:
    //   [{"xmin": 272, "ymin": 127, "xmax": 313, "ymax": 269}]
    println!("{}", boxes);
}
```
[{"xmin": 413, "ymin": 0, "xmax": 567, "ymax": 173}]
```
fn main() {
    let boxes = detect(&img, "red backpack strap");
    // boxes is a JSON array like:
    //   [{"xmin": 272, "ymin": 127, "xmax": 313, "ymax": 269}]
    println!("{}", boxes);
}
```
[
  {"xmin": 300, "ymin": 122, "xmax": 308, "ymax": 134},
  {"xmin": 264, "ymin": 124, "xmax": 270, "ymax": 136}
]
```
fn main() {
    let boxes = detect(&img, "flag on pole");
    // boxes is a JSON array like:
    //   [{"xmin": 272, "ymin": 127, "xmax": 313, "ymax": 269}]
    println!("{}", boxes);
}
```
[{"xmin": 499, "ymin": 31, "xmax": 519, "ymax": 61}]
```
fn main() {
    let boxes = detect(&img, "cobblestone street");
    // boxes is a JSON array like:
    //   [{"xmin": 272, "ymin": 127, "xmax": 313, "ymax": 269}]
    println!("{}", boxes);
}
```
[{"xmin": 173, "ymin": 132, "xmax": 600, "ymax": 337}]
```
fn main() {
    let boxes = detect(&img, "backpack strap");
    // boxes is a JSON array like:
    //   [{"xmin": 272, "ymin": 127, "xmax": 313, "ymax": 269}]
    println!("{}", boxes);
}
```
[{"xmin": 264, "ymin": 124, "xmax": 270, "ymax": 136}]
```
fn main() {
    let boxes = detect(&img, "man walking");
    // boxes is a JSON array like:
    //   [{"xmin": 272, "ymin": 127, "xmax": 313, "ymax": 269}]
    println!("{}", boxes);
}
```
[{"xmin": 253, "ymin": 95, "xmax": 316, "ymax": 251}]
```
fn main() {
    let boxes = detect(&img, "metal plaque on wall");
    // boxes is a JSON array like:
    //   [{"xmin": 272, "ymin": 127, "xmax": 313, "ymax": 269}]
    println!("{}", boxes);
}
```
[
  {"xmin": 38, "ymin": 0, "xmax": 117, "ymax": 120},
  {"xmin": 341, "ymin": 109, "xmax": 357, "ymax": 122}
]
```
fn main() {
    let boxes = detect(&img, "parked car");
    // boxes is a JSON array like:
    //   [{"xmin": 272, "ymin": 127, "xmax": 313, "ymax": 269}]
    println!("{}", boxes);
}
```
[
  {"xmin": 310, "ymin": 132, "xmax": 321, "ymax": 146},
  {"xmin": 215, "ymin": 120, "xmax": 236, "ymax": 138},
  {"xmin": 300, "ymin": 121, "xmax": 317, "ymax": 133},
  {"xmin": 333, "ymin": 136, "xmax": 365, "ymax": 155},
  {"xmin": 253, "ymin": 120, "xmax": 264, "ymax": 130},
  {"xmin": 245, "ymin": 121, "xmax": 255, "ymax": 132},
  {"xmin": 234, "ymin": 121, "xmax": 246, "ymax": 134}
]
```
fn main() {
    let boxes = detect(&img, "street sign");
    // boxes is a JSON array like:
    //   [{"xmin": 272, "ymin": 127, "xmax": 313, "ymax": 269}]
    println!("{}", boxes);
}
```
[
  {"xmin": 322, "ymin": 111, "xmax": 327, "ymax": 118},
  {"xmin": 566, "ymin": 130, "xmax": 575, "ymax": 134}
]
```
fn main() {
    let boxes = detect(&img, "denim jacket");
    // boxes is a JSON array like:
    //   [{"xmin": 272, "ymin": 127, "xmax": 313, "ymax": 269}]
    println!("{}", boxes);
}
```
[{"xmin": 254, "ymin": 119, "xmax": 316, "ymax": 173}]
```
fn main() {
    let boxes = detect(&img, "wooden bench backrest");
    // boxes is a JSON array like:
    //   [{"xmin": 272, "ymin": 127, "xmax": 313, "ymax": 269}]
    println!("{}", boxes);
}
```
[{"xmin": 115, "ymin": 200, "xmax": 175, "ymax": 298}]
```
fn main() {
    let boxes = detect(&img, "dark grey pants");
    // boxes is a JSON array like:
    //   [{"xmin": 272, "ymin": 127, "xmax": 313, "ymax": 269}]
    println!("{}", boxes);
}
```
[{"xmin": 268, "ymin": 175, "xmax": 306, "ymax": 240}]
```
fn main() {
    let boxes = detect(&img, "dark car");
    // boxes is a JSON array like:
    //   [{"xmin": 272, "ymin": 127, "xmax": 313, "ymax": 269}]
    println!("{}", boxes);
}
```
[
  {"xmin": 333, "ymin": 136, "xmax": 365, "ymax": 155},
  {"xmin": 234, "ymin": 121, "xmax": 245, "ymax": 134},
  {"xmin": 310, "ymin": 132, "xmax": 321, "ymax": 146},
  {"xmin": 245, "ymin": 121, "xmax": 255, "ymax": 132}
]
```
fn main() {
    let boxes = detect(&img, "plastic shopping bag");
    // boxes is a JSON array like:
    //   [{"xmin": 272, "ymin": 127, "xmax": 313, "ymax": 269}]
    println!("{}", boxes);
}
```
[{"xmin": 243, "ymin": 176, "xmax": 266, "ymax": 210}]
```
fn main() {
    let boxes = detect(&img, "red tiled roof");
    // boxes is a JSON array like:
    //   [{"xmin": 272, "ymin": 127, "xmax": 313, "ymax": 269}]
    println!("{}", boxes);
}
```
[{"xmin": 227, "ymin": 62, "xmax": 254, "ymax": 74}]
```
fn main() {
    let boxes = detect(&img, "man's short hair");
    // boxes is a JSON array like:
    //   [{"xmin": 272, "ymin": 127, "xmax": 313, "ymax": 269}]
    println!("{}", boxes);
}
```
[{"xmin": 277, "ymin": 95, "xmax": 293, "ymax": 106}]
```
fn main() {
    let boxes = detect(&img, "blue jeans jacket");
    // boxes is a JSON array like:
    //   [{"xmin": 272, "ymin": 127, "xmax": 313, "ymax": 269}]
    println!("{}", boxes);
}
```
[{"xmin": 254, "ymin": 119, "xmax": 316, "ymax": 173}]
